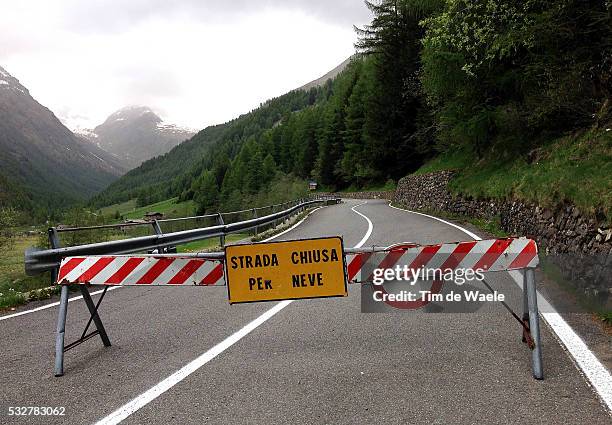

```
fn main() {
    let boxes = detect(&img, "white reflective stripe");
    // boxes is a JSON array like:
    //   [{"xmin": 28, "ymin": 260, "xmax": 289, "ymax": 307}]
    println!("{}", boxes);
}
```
[
  {"xmin": 456, "ymin": 239, "xmax": 496, "ymax": 270},
  {"xmin": 95, "ymin": 257, "xmax": 131, "ymax": 284},
  {"xmin": 62, "ymin": 257, "xmax": 100, "ymax": 282},
  {"xmin": 526, "ymin": 253, "xmax": 539, "ymax": 268},
  {"xmin": 194, "ymin": 260, "xmax": 221, "ymax": 285},
  {"xmin": 488, "ymin": 238, "xmax": 529, "ymax": 271},
  {"xmin": 392, "ymin": 250, "xmax": 419, "ymax": 269}
]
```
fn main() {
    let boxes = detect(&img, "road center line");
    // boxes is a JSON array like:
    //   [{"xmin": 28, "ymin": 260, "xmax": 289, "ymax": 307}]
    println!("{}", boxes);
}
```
[
  {"xmin": 95, "ymin": 200, "xmax": 374, "ymax": 424},
  {"xmin": 351, "ymin": 202, "xmax": 374, "ymax": 248},
  {"xmin": 388, "ymin": 202, "xmax": 612, "ymax": 412}
]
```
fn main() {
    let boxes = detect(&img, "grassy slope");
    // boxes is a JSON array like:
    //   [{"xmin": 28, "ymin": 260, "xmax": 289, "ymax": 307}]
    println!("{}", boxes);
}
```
[
  {"xmin": 416, "ymin": 128, "xmax": 612, "ymax": 218},
  {"xmin": 0, "ymin": 235, "xmax": 52, "ymax": 308},
  {"xmin": 99, "ymin": 198, "xmax": 197, "ymax": 220},
  {"xmin": 1, "ymin": 197, "xmax": 196, "ymax": 309}
]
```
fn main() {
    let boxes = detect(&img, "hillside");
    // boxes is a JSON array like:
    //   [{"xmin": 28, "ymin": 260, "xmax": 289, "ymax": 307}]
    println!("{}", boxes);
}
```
[
  {"xmin": 93, "ymin": 0, "xmax": 610, "ymax": 223},
  {"xmin": 90, "ymin": 85, "xmax": 330, "ymax": 209},
  {"xmin": 78, "ymin": 106, "xmax": 194, "ymax": 169},
  {"xmin": 0, "ymin": 66, "xmax": 125, "ymax": 216}
]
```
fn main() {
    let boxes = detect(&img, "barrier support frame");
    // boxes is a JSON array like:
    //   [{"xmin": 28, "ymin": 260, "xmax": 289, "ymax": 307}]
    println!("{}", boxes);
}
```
[
  {"xmin": 523, "ymin": 267, "xmax": 543, "ymax": 379},
  {"xmin": 51, "ymin": 231, "xmax": 112, "ymax": 377}
]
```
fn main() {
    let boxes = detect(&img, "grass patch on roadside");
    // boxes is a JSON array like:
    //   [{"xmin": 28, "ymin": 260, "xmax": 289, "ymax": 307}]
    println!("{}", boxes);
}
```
[
  {"xmin": 98, "ymin": 199, "xmax": 138, "ymax": 216},
  {"xmin": 177, "ymin": 233, "xmax": 249, "ymax": 253},
  {"xmin": 415, "ymin": 129, "xmax": 612, "ymax": 219},
  {"xmin": 0, "ymin": 235, "xmax": 52, "ymax": 310},
  {"xmin": 98, "ymin": 198, "xmax": 197, "ymax": 221}
]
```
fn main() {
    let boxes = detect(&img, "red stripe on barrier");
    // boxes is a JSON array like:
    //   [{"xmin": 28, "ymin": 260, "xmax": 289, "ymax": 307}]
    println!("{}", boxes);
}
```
[
  {"xmin": 58, "ymin": 257, "xmax": 86, "ymax": 281},
  {"xmin": 136, "ymin": 258, "xmax": 175, "ymax": 284},
  {"xmin": 509, "ymin": 240, "xmax": 537, "ymax": 269},
  {"xmin": 373, "ymin": 244, "xmax": 443, "ymax": 310},
  {"xmin": 348, "ymin": 252, "xmax": 371, "ymax": 281},
  {"xmin": 167, "ymin": 260, "xmax": 205, "ymax": 285},
  {"xmin": 472, "ymin": 239, "xmax": 513, "ymax": 271},
  {"xmin": 408, "ymin": 244, "xmax": 442, "ymax": 269},
  {"xmin": 440, "ymin": 241, "xmax": 478, "ymax": 270},
  {"xmin": 76, "ymin": 257, "xmax": 115, "ymax": 283},
  {"xmin": 199, "ymin": 263, "xmax": 223, "ymax": 286},
  {"xmin": 105, "ymin": 257, "xmax": 145, "ymax": 285}
]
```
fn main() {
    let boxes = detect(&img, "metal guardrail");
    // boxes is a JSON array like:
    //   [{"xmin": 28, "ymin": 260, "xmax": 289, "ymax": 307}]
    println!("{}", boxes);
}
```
[{"xmin": 25, "ymin": 196, "xmax": 340, "ymax": 276}]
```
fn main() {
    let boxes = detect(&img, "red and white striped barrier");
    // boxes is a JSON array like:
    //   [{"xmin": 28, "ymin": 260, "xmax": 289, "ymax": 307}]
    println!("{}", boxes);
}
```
[
  {"xmin": 56, "ymin": 238, "xmax": 537, "ymax": 287},
  {"xmin": 57, "ymin": 256, "xmax": 225, "ymax": 286},
  {"xmin": 347, "ymin": 237, "xmax": 538, "ymax": 283}
]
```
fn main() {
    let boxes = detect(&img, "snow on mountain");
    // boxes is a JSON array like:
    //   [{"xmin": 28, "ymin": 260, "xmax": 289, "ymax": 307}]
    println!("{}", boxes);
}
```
[{"xmin": 78, "ymin": 106, "xmax": 195, "ymax": 169}]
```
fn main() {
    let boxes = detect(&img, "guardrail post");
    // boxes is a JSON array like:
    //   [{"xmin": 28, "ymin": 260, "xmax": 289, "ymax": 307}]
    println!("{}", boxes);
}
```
[
  {"xmin": 253, "ymin": 209, "xmax": 258, "ymax": 236},
  {"xmin": 525, "ymin": 268, "xmax": 543, "ymax": 379},
  {"xmin": 285, "ymin": 202, "xmax": 290, "ymax": 225},
  {"xmin": 151, "ymin": 220, "xmax": 169, "ymax": 253},
  {"xmin": 217, "ymin": 213, "xmax": 225, "ymax": 247}
]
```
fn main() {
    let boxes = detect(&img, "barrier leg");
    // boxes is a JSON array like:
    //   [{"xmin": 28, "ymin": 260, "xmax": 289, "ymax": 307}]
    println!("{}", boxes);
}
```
[
  {"xmin": 525, "ymin": 268, "xmax": 543, "ymax": 380},
  {"xmin": 80, "ymin": 286, "xmax": 111, "ymax": 347},
  {"xmin": 522, "ymin": 270, "xmax": 529, "ymax": 343},
  {"xmin": 54, "ymin": 285, "xmax": 69, "ymax": 377}
]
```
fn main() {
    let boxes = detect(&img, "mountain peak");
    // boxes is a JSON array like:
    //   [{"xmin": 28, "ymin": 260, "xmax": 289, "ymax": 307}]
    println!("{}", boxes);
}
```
[
  {"xmin": 0, "ymin": 66, "xmax": 124, "ymax": 211},
  {"xmin": 85, "ymin": 106, "xmax": 195, "ymax": 169},
  {"xmin": 105, "ymin": 105, "xmax": 160, "ymax": 124}
]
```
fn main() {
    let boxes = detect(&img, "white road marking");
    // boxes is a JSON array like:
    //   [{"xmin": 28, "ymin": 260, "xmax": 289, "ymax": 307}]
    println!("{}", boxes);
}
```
[
  {"xmin": 95, "ymin": 300, "xmax": 292, "ymax": 425},
  {"xmin": 388, "ymin": 202, "xmax": 612, "ymax": 412},
  {"xmin": 351, "ymin": 202, "xmax": 374, "ymax": 249},
  {"xmin": 0, "ymin": 287, "xmax": 121, "ymax": 321},
  {"xmin": 261, "ymin": 206, "xmax": 324, "ymax": 242},
  {"xmin": 95, "ymin": 200, "xmax": 373, "ymax": 424},
  {"xmin": 388, "ymin": 203, "xmax": 480, "ymax": 240},
  {"xmin": 0, "ymin": 206, "xmax": 324, "ymax": 322}
]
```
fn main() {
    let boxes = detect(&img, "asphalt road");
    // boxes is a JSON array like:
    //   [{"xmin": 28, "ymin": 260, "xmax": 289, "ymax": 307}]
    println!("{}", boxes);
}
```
[{"xmin": 1, "ymin": 199, "xmax": 610, "ymax": 424}]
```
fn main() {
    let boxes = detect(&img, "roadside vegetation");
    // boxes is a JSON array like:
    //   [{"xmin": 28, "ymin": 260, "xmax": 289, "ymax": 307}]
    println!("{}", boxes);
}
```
[
  {"xmin": 416, "ymin": 129, "xmax": 612, "ymax": 218},
  {"xmin": 98, "ymin": 197, "xmax": 197, "ymax": 221},
  {"xmin": 0, "ymin": 191, "xmax": 318, "ymax": 310},
  {"xmin": 2, "ymin": 2, "xmax": 610, "ymax": 311},
  {"xmin": 86, "ymin": 0, "xmax": 609, "ymax": 225}
]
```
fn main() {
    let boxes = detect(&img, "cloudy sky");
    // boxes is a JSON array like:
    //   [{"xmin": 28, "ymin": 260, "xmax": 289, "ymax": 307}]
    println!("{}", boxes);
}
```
[{"xmin": 0, "ymin": 0, "xmax": 371, "ymax": 131}]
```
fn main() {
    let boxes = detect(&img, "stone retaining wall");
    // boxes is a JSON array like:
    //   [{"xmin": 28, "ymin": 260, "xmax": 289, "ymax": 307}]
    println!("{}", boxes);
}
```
[
  {"xmin": 321, "ymin": 191, "xmax": 394, "ymax": 200},
  {"xmin": 393, "ymin": 171, "xmax": 611, "ymax": 307}
]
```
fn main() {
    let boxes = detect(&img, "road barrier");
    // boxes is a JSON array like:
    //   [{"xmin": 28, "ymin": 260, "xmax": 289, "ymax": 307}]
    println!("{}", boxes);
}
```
[
  {"xmin": 25, "ymin": 196, "xmax": 339, "ymax": 377},
  {"xmin": 345, "ymin": 237, "xmax": 538, "ymax": 283},
  {"xmin": 50, "ymin": 233, "xmax": 543, "ymax": 380},
  {"xmin": 346, "ymin": 238, "xmax": 542, "ymax": 379},
  {"xmin": 58, "ymin": 256, "xmax": 225, "ymax": 286}
]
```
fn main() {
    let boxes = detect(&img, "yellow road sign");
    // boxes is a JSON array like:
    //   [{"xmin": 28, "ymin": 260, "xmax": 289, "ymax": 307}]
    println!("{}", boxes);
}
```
[{"xmin": 225, "ymin": 236, "xmax": 347, "ymax": 304}]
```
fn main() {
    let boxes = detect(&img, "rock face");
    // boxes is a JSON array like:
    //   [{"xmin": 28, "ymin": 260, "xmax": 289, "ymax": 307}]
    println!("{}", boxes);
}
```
[
  {"xmin": 79, "ymin": 106, "xmax": 195, "ymax": 169},
  {"xmin": 322, "ymin": 191, "xmax": 395, "ymax": 200},
  {"xmin": 394, "ymin": 171, "xmax": 611, "ymax": 307},
  {"xmin": 0, "ymin": 65, "xmax": 125, "ymax": 208}
]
